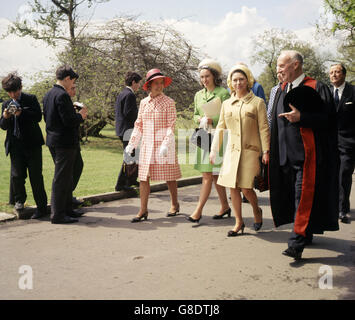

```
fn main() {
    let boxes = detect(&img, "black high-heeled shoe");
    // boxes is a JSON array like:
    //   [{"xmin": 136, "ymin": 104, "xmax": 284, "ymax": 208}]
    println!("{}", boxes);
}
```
[
  {"xmin": 227, "ymin": 223, "xmax": 245, "ymax": 237},
  {"xmin": 253, "ymin": 207, "xmax": 263, "ymax": 231},
  {"xmin": 186, "ymin": 216, "xmax": 201, "ymax": 223},
  {"xmin": 131, "ymin": 212, "xmax": 148, "ymax": 223},
  {"xmin": 167, "ymin": 204, "xmax": 180, "ymax": 217},
  {"xmin": 212, "ymin": 207, "xmax": 231, "ymax": 219}
]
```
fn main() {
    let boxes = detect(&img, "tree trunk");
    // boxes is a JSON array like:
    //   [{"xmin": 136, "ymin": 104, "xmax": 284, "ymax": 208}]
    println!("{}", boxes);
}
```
[{"xmin": 84, "ymin": 120, "xmax": 108, "ymax": 137}]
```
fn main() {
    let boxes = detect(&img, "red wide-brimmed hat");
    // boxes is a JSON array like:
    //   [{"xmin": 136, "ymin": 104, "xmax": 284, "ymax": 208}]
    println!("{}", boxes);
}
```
[{"xmin": 142, "ymin": 68, "xmax": 172, "ymax": 91}]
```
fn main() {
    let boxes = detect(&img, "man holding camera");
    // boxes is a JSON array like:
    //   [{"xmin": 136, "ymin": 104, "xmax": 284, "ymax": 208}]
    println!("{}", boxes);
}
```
[
  {"xmin": 0, "ymin": 72, "xmax": 48, "ymax": 218},
  {"xmin": 43, "ymin": 66, "xmax": 87, "ymax": 224},
  {"xmin": 67, "ymin": 84, "xmax": 85, "ymax": 208}
]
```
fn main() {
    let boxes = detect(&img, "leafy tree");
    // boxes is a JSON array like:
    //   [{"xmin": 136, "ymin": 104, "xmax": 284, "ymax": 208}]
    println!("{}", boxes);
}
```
[
  {"xmin": 317, "ymin": 0, "xmax": 355, "ymax": 80},
  {"xmin": 6, "ymin": 2, "xmax": 203, "ymax": 137},
  {"xmin": 252, "ymin": 29, "xmax": 330, "ymax": 101},
  {"xmin": 6, "ymin": 0, "xmax": 109, "ymax": 47},
  {"xmin": 0, "ymin": 88, "xmax": 8, "ymax": 102},
  {"xmin": 60, "ymin": 17, "xmax": 201, "ymax": 137},
  {"xmin": 323, "ymin": 0, "xmax": 355, "ymax": 37},
  {"xmin": 27, "ymin": 74, "xmax": 55, "ymax": 104},
  {"xmin": 27, "ymin": 16, "xmax": 201, "ymax": 137}
]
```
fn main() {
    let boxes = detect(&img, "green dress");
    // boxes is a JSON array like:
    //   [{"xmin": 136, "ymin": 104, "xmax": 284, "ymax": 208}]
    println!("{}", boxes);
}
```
[{"xmin": 193, "ymin": 86, "xmax": 230, "ymax": 173}]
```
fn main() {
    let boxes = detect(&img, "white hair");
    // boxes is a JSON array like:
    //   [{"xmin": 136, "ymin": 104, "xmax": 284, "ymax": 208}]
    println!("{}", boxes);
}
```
[{"xmin": 280, "ymin": 50, "xmax": 304, "ymax": 66}]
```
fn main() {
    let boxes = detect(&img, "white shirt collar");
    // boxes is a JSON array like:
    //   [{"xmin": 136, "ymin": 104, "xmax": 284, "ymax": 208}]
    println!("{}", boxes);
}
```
[
  {"xmin": 291, "ymin": 73, "xmax": 305, "ymax": 89},
  {"xmin": 334, "ymin": 81, "xmax": 346, "ymax": 98},
  {"xmin": 126, "ymin": 86, "xmax": 134, "ymax": 93}
]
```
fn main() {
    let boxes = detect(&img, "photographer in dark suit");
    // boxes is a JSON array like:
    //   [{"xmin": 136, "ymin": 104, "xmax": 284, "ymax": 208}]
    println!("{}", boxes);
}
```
[
  {"xmin": 114, "ymin": 71, "xmax": 142, "ymax": 191},
  {"xmin": 329, "ymin": 63, "xmax": 355, "ymax": 224},
  {"xmin": 43, "ymin": 66, "xmax": 88, "ymax": 224},
  {"xmin": 0, "ymin": 73, "xmax": 48, "ymax": 218}
]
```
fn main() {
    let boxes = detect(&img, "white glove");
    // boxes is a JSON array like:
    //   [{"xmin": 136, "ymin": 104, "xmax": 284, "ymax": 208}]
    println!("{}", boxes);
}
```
[
  {"xmin": 125, "ymin": 144, "xmax": 134, "ymax": 156},
  {"xmin": 199, "ymin": 116, "xmax": 208, "ymax": 130},
  {"xmin": 159, "ymin": 144, "xmax": 168, "ymax": 157}
]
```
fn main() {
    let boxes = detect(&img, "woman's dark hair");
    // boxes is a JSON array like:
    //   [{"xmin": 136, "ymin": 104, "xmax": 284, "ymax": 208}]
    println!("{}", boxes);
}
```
[
  {"xmin": 1, "ymin": 72, "xmax": 22, "ymax": 92},
  {"xmin": 230, "ymin": 69, "xmax": 250, "ymax": 90},
  {"xmin": 56, "ymin": 65, "xmax": 79, "ymax": 80},
  {"xmin": 199, "ymin": 67, "xmax": 222, "ymax": 87},
  {"xmin": 125, "ymin": 72, "xmax": 142, "ymax": 86},
  {"xmin": 231, "ymin": 69, "xmax": 248, "ymax": 80}
]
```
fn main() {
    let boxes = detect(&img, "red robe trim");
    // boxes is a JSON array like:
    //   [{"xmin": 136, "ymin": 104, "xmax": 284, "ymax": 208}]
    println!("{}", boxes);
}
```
[{"xmin": 293, "ymin": 77, "xmax": 317, "ymax": 237}]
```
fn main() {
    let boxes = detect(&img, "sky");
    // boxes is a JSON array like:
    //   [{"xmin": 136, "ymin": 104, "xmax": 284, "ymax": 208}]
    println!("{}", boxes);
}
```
[{"xmin": 0, "ymin": 0, "xmax": 338, "ymax": 87}]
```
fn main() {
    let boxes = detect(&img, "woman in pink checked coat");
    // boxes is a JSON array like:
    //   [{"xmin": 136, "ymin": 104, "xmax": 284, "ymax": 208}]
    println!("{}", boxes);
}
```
[{"xmin": 126, "ymin": 69, "xmax": 181, "ymax": 222}]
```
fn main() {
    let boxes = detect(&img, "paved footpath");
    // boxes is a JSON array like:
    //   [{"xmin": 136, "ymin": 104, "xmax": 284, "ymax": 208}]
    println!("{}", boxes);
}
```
[{"xmin": 0, "ymin": 183, "xmax": 354, "ymax": 300}]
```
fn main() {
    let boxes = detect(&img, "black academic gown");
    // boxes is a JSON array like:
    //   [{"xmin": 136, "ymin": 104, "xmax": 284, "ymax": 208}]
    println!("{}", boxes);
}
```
[{"xmin": 269, "ymin": 77, "xmax": 339, "ymax": 236}]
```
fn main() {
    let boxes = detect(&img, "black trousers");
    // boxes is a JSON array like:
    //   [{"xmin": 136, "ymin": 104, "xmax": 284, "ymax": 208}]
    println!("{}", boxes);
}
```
[
  {"xmin": 339, "ymin": 150, "xmax": 355, "ymax": 214},
  {"xmin": 73, "ymin": 147, "xmax": 83, "ymax": 192},
  {"xmin": 115, "ymin": 137, "xmax": 138, "ymax": 190},
  {"xmin": 9, "ymin": 143, "xmax": 47, "ymax": 213},
  {"xmin": 49, "ymin": 147, "xmax": 77, "ymax": 220},
  {"xmin": 282, "ymin": 163, "xmax": 313, "ymax": 252},
  {"xmin": 9, "ymin": 164, "xmax": 15, "ymax": 205}
]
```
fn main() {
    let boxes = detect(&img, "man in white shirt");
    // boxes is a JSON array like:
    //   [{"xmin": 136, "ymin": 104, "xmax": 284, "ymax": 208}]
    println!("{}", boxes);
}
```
[
  {"xmin": 269, "ymin": 50, "xmax": 339, "ymax": 260},
  {"xmin": 329, "ymin": 63, "xmax": 355, "ymax": 224}
]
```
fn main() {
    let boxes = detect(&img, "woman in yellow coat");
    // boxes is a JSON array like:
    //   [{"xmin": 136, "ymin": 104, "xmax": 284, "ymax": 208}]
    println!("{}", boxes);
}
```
[{"xmin": 210, "ymin": 64, "xmax": 270, "ymax": 237}]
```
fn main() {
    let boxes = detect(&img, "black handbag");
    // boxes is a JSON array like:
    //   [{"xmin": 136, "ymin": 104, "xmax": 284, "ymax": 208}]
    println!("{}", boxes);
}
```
[
  {"xmin": 254, "ymin": 160, "xmax": 269, "ymax": 192},
  {"xmin": 123, "ymin": 161, "xmax": 138, "ymax": 179},
  {"xmin": 190, "ymin": 128, "xmax": 213, "ymax": 152}
]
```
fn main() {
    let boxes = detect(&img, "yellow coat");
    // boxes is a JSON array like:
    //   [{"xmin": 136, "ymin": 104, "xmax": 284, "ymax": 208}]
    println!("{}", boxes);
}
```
[{"xmin": 211, "ymin": 91, "xmax": 270, "ymax": 188}]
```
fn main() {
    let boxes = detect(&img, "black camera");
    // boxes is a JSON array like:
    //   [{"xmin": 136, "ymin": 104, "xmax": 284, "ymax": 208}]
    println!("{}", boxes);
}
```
[{"xmin": 7, "ymin": 101, "xmax": 21, "ymax": 115}]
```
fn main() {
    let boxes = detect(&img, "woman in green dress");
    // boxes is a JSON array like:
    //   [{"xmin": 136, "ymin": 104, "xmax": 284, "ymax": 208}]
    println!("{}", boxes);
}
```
[{"xmin": 187, "ymin": 59, "xmax": 231, "ymax": 223}]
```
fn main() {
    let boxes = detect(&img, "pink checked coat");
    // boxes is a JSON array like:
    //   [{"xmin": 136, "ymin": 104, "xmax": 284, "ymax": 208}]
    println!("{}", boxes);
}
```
[{"xmin": 128, "ymin": 93, "xmax": 181, "ymax": 181}]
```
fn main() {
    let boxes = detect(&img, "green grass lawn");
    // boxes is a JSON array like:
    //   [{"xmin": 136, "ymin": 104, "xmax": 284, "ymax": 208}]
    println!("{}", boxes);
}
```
[{"xmin": 0, "ymin": 122, "xmax": 200, "ymax": 213}]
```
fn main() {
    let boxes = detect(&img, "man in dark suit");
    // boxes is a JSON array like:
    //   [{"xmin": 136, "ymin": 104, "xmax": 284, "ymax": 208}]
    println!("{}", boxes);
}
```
[
  {"xmin": 269, "ymin": 50, "xmax": 339, "ymax": 260},
  {"xmin": 329, "ymin": 63, "xmax": 355, "ymax": 224},
  {"xmin": 43, "ymin": 65, "xmax": 87, "ymax": 224},
  {"xmin": 114, "ymin": 71, "xmax": 142, "ymax": 191},
  {"xmin": 66, "ymin": 84, "xmax": 84, "ymax": 208},
  {"xmin": 0, "ymin": 73, "xmax": 48, "ymax": 218}
]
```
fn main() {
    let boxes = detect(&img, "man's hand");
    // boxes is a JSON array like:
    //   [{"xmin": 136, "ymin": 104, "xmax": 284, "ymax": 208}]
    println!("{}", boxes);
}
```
[
  {"xmin": 278, "ymin": 104, "xmax": 300, "ymax": 123},
  {"xmin": 2, "ymin": 109, "xmax": 12, "ymax": 119},
  {"xmin": 14, "ymin": 109, "xmax": 22, "ymax": 117},
  {"xmin": 79, "ymin": 106, "xmax": 88, "ymax": 120}
]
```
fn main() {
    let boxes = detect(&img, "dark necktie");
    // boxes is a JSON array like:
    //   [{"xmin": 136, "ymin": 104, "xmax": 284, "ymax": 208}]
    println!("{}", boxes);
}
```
[
  {"xmin": 288, "ymin": 83, "xmax": 293, "ymax": 92},
  {"xmin": 277, "ymin": 88, "xmax": 287, "ymax": 166},
  {"xmin": 334, "ymin": 88, "xmax": 339, "ymax": 106},
  {"xmin": 12, "ymin": 100, "xmax": 21, "ymax": 139}
]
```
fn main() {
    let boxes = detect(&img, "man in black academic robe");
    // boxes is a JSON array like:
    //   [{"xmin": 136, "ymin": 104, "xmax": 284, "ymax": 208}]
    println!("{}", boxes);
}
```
[{"xmin": 269, "ymin": 50, "xmax": 339, "ymax": 260}]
